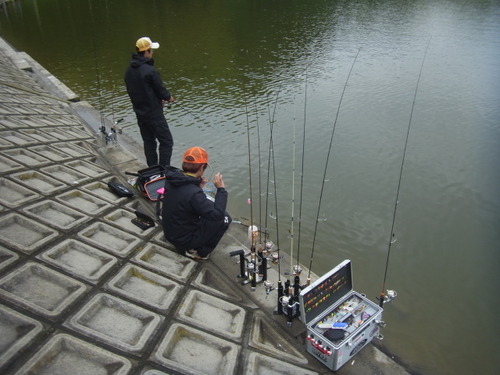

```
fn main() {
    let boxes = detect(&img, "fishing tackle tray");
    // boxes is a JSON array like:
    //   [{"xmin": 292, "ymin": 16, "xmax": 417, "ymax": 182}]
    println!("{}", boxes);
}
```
[
  {"xmin": 299, "ymin": 259, "xmax": 383, "ymax": 371},
  {"xmin": 127, "ymin": 165, "xmax": 166, "ymax": 202}
]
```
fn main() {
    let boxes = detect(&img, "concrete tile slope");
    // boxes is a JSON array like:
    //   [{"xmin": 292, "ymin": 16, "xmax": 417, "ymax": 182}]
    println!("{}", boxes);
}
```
[{"xmin": 0, "ymin": 38, "xmax": 410, "ymax": 375}]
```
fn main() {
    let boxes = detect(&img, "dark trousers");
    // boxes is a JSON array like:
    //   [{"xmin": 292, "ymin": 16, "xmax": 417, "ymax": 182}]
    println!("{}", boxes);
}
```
[
  {"xmin": 193, "ymin": 213, "xmax": 232, "ymax": 257},
  {"xmin": 138, "ymin": 117, "xmax": 173, "ymax": 167}
]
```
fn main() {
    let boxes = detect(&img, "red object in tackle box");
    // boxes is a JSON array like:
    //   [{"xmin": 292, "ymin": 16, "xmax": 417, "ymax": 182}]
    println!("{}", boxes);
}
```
[{"xmin": 299, "ymin": 260, "xmax": 383, "ymax": 371}]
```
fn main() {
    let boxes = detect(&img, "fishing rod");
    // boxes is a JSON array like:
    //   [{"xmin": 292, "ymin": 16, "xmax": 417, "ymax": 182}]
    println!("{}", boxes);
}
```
[
  {"xmin": 262, "ymin": 93, "xmax": 274, "ymax": 246},
  {"xmin": 254, "ymin": 101, "xmax": 264, "ymax": 246},
  {"xmin": 232, "ymin": 102, "xmax": 270, "ymax": 291},
  {"xmin": 289, "ymin": 99, "xmax": 297, "ymax": 278},
  {"xmin": 265, "ymin": 86, "xmax": 282, "ymax": 247},
  {"xmin": 261, "ymin": 86, "xmax": 301, "ymax": 323},
  {"xmin": 266, "ymin": 88, "xmax": 289, "ymax": 317},
  {"xmin": 87, "ymin": 0, "xmax": 106, "ymax": 134},
  {"xmin": 378, "ymin": 38, "xmax": 431, "ymax": 308},
  {"xmin": 167, "ymin": 101, "xmax": 211, "ymax": 128},
  {"xmin": 307, "ymin": 48, "xmax": 361, "ymax": 282},
  {"xmin": 245, "ymin": 103, "xmax": 259, "ymax": 291},
  {"xmin": 295, "ymin": 70, "xmax": 309, "ymax": 282}
]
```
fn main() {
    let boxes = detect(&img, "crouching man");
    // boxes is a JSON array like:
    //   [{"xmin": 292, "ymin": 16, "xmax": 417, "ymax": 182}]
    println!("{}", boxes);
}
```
[{"xmin": 162, "ymin": 146, "xmax": 231, "ymax": 261}]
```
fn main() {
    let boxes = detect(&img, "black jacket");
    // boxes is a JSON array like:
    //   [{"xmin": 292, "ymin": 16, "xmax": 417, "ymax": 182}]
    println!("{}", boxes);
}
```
[
  {"xmin": 162, "ymin": 167, "xmax": 228, "ymax": 250},
  {"xmin": 124, "ymin": 54, "xmax": 171, "ymax": 120}
]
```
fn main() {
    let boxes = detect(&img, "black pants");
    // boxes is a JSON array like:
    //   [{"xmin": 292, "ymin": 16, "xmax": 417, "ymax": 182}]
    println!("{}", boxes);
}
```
[
  {"xmin": 172, "ymin": 213, "xmax": 232, "ymax": 257},
  {"xmin": 138, "ymin": 116, "xmax": 173, "ymax": 167}
]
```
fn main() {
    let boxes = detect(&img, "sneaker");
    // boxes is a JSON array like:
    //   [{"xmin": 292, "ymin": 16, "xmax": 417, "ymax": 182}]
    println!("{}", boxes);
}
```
[{"xmin": 185, "ymin": 249, "xmax": 210, "ymax": 262}]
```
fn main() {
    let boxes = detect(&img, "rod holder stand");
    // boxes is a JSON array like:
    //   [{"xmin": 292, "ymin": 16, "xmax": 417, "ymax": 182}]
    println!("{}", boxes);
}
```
[{"xmin": 229, "ymin": 249, "xmax": 246, "ymax": 278}]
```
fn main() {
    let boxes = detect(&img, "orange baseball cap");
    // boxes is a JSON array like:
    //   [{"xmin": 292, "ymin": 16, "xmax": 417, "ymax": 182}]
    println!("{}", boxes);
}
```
[{"xmin": 183, "ymin": 147, "xmax": 208, "ymax": 164}]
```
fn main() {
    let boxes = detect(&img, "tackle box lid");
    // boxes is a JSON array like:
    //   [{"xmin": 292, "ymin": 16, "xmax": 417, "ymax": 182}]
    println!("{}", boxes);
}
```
[{"xmin": 299, "ymin": 259, "xmax": 353, "ymax": 324}]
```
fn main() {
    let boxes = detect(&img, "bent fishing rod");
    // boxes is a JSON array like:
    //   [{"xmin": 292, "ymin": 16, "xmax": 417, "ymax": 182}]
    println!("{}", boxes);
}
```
[
  {"xmin": 307, "ymin": 48, "xmax": 361, "ymax": 283},
  {"xmin": 295, "ymin": 70, "xmax": 309, "ymax": 281},
  {"xmin": 166, "ymin": 101, "xmax": 212, "ymax": 128},
  {"xmin": 378, "ymin": 38, "xmax": 431, "ymax": 308}
]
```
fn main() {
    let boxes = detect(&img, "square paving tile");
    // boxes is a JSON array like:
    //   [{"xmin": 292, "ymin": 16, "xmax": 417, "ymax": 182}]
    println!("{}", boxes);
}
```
[
  {"xmin": 0, "ymin": 246, "xmax": 19, "ymax": 272},
  {"xmin": 29, "ymin": 144, "xmax": 72, "ymax": 162},
  {"xmin": 0, "ymin": 305, "xmax": 43, "ymax": 367},
  {"xmin": 55, "ymin": 189, "xmax": 112, "ymax": 215},
  {"xmin": 151, "ymin": 323, "xmax": 239, "ymax": 375},
  {"xmin": 65, "ymin": 293, "xmax": 162, "ymax": 355},
  {"xmin": 104, "ymin": 209, "xmax": 155, "ymax": 236},
  {"xmin": 1, "ymin": 130, "xmax": 36, "ymax": 146},
  {"xmin": 106, "ymin": 264, "xmax": 182, "ymax": 313},
  {"xmin": 0, "ymin": 179, "xmax": 38, "ymax": 208},
  {"xmin": 0, "ymin": 262, "xmax": 87, "ymax": 319},
  {"xmin": 243, "ymin": 352, "xmax": 319, "ymax": 375},
  {"xmin": 40, "ymin": 164, "xmax": 90, "ymax": 186},
  {"xmin": 22, "ymin": 200, "xmax": 89, "ymax": 230},
  {"xmin": 19, "ymin": 128, "xmax": 58, "ymax": 143},
  {"xmin": 2, "ymin": 148, "xmax": 50, "ymax": 167},
  {"xmin": 0, "ymin": 213, "xmax": 59, "ymax": 254},
  {"xmin": 10, "ymin": 170, "xmax": 67, "ymax": 194},
  {"xmin": 81, "ymin": 181, "xmax": 129, "ymax": 203},
  {"xmin": 59, "ymin": 126, "xmax": 93, "ymax": 140},
  {"xmin": 77, "ymin": 222, "xmax": 141, "ymax": 257},
  {"xmin": 0, "ymin": 153, "xmax": 23, "ymax": 173},
  {"xmin": 52, "ymin": 141, "xmax": 92, "ymax": 158},
  {"xmin": 133, "ymin": 244, "xmax": 196, "ymax": 281},
  {"xmin": 14, "ymin": 334, "xmax": 132, "ymax": 375},
  {"xmin": 37, "ymin": 239, "xmax": 117, "ymax": 283},
  {"xmin": 177, "ymin": 290, "xmax": 245, "ymax": 340},
  {"xmin": 141, "ymin": 370, "xmax": 170, "ymax": 375},
  {"xmin": 66, "ymin": 159, "xmax": 109, "ymax": 178}
]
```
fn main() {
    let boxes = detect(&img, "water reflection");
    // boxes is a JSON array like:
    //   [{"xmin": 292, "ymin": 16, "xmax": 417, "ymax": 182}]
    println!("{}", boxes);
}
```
[{"xmin": 1, "ymin": 1, "xmax": 500, "ymax": 374}]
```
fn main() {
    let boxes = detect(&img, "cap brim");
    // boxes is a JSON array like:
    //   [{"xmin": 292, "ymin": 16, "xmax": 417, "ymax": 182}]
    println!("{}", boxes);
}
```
[{"xmin": 150, "ymin": 42, "xmax": 160, "ymax": 49}]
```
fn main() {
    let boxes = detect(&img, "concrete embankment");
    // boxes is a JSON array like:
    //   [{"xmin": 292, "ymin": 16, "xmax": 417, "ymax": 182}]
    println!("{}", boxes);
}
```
[{"xmin": 0, "ymin": 36, "xmax": 410, "ymax": 375}]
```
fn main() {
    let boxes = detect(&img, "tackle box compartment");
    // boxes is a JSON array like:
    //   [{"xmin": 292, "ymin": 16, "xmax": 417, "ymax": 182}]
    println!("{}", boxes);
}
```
[
  {"xmin": 126, "ymin": 165, "xmax": 166, "ymax": 201},
  {"xmin": 299, "ymin": 259, "xmax": 383, "ymax": 371}
]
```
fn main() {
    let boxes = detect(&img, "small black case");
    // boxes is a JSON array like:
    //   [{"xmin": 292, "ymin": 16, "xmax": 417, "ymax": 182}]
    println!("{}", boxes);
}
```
[
  {"xmin": 131, "ymin": 210, "xmax": 155, "ymax": 230},
  {"xmin": 108, "ymin": 181, "xmax": 134, "ymax": 198}
]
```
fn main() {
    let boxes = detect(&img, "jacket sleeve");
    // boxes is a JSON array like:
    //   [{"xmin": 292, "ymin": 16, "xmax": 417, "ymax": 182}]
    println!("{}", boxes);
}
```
[
  {"xmin": 149, "ymin": 68, "xmax": 171, "ymax": 101},
  {"xmin": 191, "ymin": 188, "xmax": 228, "ymax": 221}
]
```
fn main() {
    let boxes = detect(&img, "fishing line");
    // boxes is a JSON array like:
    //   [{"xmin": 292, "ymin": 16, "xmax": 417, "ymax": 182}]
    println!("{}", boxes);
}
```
[
  {"xmin": 379, "ymin": 38, "xmax": 431, "ymax": 307},
  {"xmin": 263, "ymin": 90, "xmax": 278, "ymax": 244},
  {"xmin": 245, "ymin": 103, "xmax": 256, "ymax": 249},
  {"xmin": 264, "ymin": 86, "xmax": 282, "ymax": 278},
  {"xmin": 307, "ymin": 48, "xmax": 361, "ymax": 280},
  {"xmin": 254, "ymin": 101, "xmax": 263, "ymax": 245},
  {"xmin": 270, "ymin": 102, "xmax": 282, "ymax": 279},
  {"xmin": 87, "ymin": 0, "xmax": 105, "ymax": 131},
  {"xmin": 103, "ymin": 0, "xmax": 116, "ymax": 124},
  {"xmin": 289, "ymin": 98, "xmax": 297, "ymax": 276},
  {"xmin": 296, "ymin": 70, "xmax": 309, "ymax": 278},
  {"xmin": 169, "ymin": 102, "xmax": 211, "ymax": 128}
]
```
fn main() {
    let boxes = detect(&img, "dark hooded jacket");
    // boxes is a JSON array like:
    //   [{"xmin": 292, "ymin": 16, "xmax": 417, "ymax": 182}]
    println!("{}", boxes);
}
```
[
  {"xmin": 124, "ymin": 54, "xmax": 171, "ymax": 121},
  {"xmin": 161, "ymin": 167, "xmax": 228, "ymax": 250}
]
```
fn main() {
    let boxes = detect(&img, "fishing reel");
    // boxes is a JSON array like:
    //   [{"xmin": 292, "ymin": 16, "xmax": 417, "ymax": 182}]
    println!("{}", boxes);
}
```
[
  {"xmin": 100, "ymin": 118, "xmax": 123, "ymax": 145},
  {"xmin": 377, "ymin": 289, "xmax": 398, "ymax": 307},
  {"xmin": 264, "ymin": 280, "xmax": 274, "ymax": 295},
  {"xmin": 229, "ymin": 248, "xmax": 268, "ymax": 291},
  {"xmin": 382, "ymin": 290, "xmax": 398, "ymax": 304},
  {"xmin": 276, "ymin": 280, "xmax": 302, "ymax": 326},
  {"xmin": 292, "ymin": 265, "xmax": 302, "ymax": 276}
]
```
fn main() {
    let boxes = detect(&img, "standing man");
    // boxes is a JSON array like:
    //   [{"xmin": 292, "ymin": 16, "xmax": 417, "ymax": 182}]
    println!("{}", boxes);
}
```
[
  {"xmin": 124, "ymin": 36, "xmax": 175, "ymax": 167},
  {"xmin": 162, "ymin": 147, "xmax": 232, "ymax": 261}
]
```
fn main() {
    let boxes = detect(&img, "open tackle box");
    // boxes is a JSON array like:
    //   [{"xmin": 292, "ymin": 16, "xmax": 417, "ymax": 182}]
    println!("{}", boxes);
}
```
[{"xmin": 299, "ymin": 259, "xmax": 383, "ymax": 371}]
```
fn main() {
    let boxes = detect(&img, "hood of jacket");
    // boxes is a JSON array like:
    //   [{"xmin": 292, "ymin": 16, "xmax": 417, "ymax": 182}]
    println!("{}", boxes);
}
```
[{"xmin": 129, "ymin": 53, "xmax": 155, "ymax": 68}]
